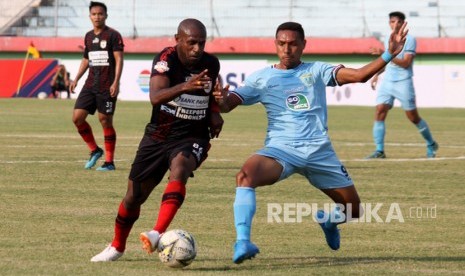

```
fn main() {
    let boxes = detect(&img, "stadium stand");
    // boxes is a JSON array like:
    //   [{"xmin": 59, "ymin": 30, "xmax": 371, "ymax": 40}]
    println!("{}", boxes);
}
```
[
  {"xmin": 0, "ymin": 0, "xmax": 464, "ymax": 55},
  {"xmin": 1, "ymin": 0, "xmax": 465, "ymax": 38}
]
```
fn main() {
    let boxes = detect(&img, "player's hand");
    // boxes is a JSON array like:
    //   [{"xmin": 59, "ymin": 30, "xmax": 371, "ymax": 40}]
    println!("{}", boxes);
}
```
[
  {"xmin": 212, "ymin": 79, "xmax": 230, "ymax": 106},
  {"xmin": 369, "ymin": 47, "xmax": 383, "ymax": 55},
  {"xmin": 370, "ymin": 75, "xmax": 379, "ymax": 90},
  {"xmin": 110, "ymin": 83, "xmax": 119, "ymax": 98},
  {"xmin": 388, "ymin": 21, "xmax": 408, "ymax": 56},
  {"xmin": 186, "ymin": 69, "xmax": 211, "ymax": 91},
  {"xmin": 69, "ymin": 80, "xmax": 77, "ymax": 94},
  {"xmin": 209, "ymin": 112, "xmax": 224, "ymax": 139}
]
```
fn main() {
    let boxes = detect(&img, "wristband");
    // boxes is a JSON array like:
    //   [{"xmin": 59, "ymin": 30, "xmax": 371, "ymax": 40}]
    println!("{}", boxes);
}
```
[{"xmin": 381, "ymin": 51, "xmax": 393, "ymax": 63}]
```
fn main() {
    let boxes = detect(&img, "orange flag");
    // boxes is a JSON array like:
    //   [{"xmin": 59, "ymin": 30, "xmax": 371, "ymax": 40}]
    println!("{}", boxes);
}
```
[{"xmin": 27, "ymin": 42, "xmax": 41, "ymax": 58}]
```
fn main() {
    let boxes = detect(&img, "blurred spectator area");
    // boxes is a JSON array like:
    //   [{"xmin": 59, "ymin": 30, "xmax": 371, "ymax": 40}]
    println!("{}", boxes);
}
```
[{"xmin": 1, "ymin": 0, "xmax": 464, "ymax": 54}]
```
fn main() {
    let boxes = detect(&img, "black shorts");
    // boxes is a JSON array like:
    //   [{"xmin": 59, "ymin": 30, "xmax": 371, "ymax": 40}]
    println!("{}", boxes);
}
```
[
  {"xmin": 129, "ymin": 135, "xmax": 211, "ymax": 184},
  {"xmin": 74, "ymin": 88, "xmax": 117, "ymax": 115}
]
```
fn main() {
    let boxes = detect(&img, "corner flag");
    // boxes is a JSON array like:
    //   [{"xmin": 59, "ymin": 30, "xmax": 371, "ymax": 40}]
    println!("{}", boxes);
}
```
[{"xmin": 27, "ymin": 42, "xmax": 41, "ymax": 58}]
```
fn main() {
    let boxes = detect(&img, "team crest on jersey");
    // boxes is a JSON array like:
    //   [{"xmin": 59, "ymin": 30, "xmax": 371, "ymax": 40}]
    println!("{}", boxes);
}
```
[
  {"xmin": 299, "ymin": 73, "xmax": 314, "ymax": 86},
  {"xmin": 154, "ymin": 61, "xmax": 169, "ymax": 73},
  {"xmin": 286, "ymin": 93, "xmax": 310, "ymax": 111},
  {"xmin": 203, "ymin": 81, "xmax": 212, "ymax": 93},
  {"xmin": 100, "ymin": 40, "xmax": 107, "ymax": 49}
]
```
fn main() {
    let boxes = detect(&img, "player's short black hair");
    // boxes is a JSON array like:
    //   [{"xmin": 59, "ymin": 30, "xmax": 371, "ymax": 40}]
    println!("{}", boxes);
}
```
[
  {"xmin": 276, "ymin": 22, "xmax": 305, "ymax": 41},
  {"xmin": 89, "ymin": 1, "xmax": 107, "ymax": 13},
  {"xmin": 389, "ymin": 11, "xmax": 406, "ymax": 21}
]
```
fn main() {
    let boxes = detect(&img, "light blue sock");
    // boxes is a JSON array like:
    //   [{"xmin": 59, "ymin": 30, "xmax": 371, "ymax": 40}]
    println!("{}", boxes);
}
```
[
  {"xmin": 325, "ymin": 207, "xmax": 343, "ymax": 230},
  {"xmin": 416, "ymin": 119, "xmax": 434, "ymax": 145},
  {"xmin": 234, "ymin": 187, "xmax": 256, "ymax": 241},
  {"xmin": 373, "ymin": 121, "xmax": 385, "ymax": 152}
]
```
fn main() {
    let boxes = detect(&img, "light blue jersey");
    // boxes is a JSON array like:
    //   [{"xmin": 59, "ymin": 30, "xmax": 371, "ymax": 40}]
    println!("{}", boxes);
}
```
[
  {"xmin": 233, "ymin": 62, "xmax": 338, "ymax": 145},
  {"xmin": 232, "ymin": 62, "xmax": 352, "ymax": 189},
  {"xmin": 376, "ymin": 33, "xmax": 417, "ymax": 110},
  {"xmin": 384, "ymin": 34, "xmax": 415, "ymax": 81}
]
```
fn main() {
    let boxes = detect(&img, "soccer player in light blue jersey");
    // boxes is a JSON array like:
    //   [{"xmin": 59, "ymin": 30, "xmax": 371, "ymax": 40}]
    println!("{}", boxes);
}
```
[
  {"xmin": 367, "ymin": 11, "xmax": 438, "ymax": 159},
  {"xmin": 213, "ymin": 21, "xmax": 408, "ymax": 264}
]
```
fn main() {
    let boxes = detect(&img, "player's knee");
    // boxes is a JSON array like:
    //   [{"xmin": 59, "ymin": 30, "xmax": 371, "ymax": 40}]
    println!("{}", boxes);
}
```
[{"xmin": 235, "ymin": 170, "xmax": 253, "ymax": 187}]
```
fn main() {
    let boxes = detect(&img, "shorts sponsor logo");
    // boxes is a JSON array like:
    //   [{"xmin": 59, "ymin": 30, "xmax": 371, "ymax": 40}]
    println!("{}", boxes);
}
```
[{"xmin": 192, "ymin": 143, "xmax": 204, "ymax": 162}]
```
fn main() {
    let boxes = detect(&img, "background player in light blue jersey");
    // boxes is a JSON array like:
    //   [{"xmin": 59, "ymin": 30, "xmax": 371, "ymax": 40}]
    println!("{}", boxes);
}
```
[
  {"xmin": 367, "ymin": 11, "xmax": 438, "ymax": 159},
  {"xmin": 213, "ymin": 21, "xmax": 408, "ymax": 264}
]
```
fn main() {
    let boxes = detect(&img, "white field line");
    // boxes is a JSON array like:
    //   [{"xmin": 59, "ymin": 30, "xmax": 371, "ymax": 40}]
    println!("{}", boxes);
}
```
[{"xmin": 0, "ymin": 156, "xmax": 464, "ymax": 164}]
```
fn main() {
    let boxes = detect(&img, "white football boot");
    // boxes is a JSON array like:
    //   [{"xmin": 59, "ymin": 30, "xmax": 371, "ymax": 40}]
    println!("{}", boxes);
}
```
[
  {"xmin": 139, "ymin": 230, "xmax": 160, "ymax": 254},
  {"xmin": 90, "ymin": 244, "xmax": 123, "ymax": 262}
]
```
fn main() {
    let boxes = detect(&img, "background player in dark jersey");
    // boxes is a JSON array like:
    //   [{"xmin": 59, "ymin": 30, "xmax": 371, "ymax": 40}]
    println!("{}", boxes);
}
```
[
  {"xmin": 91, "ymin": 18, "xmax": 223, "ymax": 262},
  {"xmin": 70, "ymin": 1, "xmax": 124, "ymax": 171}
]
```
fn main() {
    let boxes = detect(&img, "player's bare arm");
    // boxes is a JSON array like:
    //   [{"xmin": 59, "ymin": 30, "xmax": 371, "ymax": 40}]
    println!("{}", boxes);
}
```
[
  {"xmin": 149, "ymin": 69, "xmax": 211, "ymax": 106},
  {"xmin": 69, "ymin": 58, "xmax": 89, "ymax": 93},
  {"xmin": 390, "ymin": 53, "xmax": 414, "ymax": 69},
  {"xmin": 110, "ymin": 50, "xmax": 124, "ymax": 97},
  {"xmin": 336, "ymin": 21, "xmax": 408, "ymax": 85}
]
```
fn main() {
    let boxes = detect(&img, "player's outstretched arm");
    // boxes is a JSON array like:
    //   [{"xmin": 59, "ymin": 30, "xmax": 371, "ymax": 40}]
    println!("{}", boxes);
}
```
[
  {"xmin": 335, "ymin": 22, "xmax": 408, "ymax": 86},
  {"xmin": 212, "ymin": 81, "xmax": 241, "ymax": 113}
]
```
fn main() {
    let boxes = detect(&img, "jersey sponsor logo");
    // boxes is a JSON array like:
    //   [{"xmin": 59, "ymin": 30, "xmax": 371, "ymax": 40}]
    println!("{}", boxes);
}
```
[
  {"xmin": 89, "ymin": 51, "xmax": 110, "ymax": 67},
  {"xmin": 284, "ymin": 85, "xmax": 305, "ymax": 94},
  {"xmin": 171, "ymin": 94, "xmax": 209, "ymax": 109},
  {"xmin": 286, "ymin": 93, "xmax": 310, "ymax": 111},
  {"xmin": 267, "ymin": 84, "xmax": 279, "ymax": 89},
  {"xmin": 175, "ymin": 107, "xmax": 206, "ymax": 120},
  {"xmin": 154, "ymin": 61, "xmax": 169, "ymax": 73},
  {"xmin": 161, "ymin": 104, "xmax": 176, "ymax": 115},
  {"xmin": 100, "ymin": 40, "xmax": 107, "ymax": 49}
]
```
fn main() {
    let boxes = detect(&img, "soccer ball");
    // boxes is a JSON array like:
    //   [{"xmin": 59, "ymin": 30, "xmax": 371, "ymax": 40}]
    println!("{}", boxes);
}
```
[
  {"xmin": 37, "ymin": 92, "xmax": 48, "ymax": 99},
  {"xmin": 158, "ymin": 229, "xmax": 197, "ymax": 268}
]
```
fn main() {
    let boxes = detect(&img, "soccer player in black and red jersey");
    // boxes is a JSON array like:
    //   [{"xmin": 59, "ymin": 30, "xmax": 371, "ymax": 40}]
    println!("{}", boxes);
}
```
[
  {"xmin": 90, "ymin": 18, "xmax": 224, "ymax": 262},
  {"xmin": 70, "ymin": 1, "xmax": 124, "ymax": 171}
]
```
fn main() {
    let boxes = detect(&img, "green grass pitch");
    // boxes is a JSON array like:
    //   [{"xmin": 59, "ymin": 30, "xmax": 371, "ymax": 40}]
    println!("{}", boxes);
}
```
[{"xmin": 0, "ymin": 98, "xmax": 464, "ymax": 275}]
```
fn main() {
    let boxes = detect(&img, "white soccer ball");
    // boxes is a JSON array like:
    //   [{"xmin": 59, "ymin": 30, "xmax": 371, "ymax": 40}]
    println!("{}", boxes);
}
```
[
  {"xmin": 37, "ymin": 92, "xmax": 48, "ymax": 99},
  {"xmin": 158, "ymin": 229, "xmax": 197, "ymax": 268}
]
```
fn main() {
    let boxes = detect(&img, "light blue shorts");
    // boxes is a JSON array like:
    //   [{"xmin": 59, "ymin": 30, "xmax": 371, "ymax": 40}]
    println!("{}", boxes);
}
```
[
  {"xmin": 256, "ymin": 138, "xmax": 353, "ymax": 190},
  {"xmin": 376, "ymin": 78, "xmax": 416, "ymax": 111}
]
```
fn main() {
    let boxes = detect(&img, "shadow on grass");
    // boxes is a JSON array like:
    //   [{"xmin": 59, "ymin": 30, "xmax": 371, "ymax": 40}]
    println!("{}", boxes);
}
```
[{"xmin": 187, "ymin": 255, "xmax": 465, "ymax": 272}]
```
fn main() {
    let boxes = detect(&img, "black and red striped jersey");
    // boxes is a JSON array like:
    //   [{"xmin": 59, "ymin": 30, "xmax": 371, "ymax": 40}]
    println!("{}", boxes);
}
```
[
  {"xmin": 82, "ymin": 26, "xmax": 124, "ymax": 92},
  {"xmin": 147, "ymin": 46, "xmax": 220, "ymax": 141}
]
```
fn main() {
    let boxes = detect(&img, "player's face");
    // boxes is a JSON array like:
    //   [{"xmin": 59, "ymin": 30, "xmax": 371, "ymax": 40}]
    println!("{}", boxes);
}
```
[
  {"xmin": 176, "ymin": 28, "xmax": 207, "ymax": 67},
  {"xmin": 389, "ymin": 16, "xmax": 404, "ymax": 32},
  {"xmin": 89, "ymin": 6, "xmax": 107, "ymax": 29},
  {"xmin": 275, "ymin": 30, "xmax": 306, "ymax": 69}
]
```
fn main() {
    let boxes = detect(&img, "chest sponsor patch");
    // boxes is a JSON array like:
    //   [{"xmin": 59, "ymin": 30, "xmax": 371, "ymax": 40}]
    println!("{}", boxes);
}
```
[
  {"xmin": 286, "ymin": 93, "xmax": 310, "ymax": 111},
  {"xmin": 170, "ymin": 94, "xmax": 209, "ymax": 109},
  {"xmin": 88, "ymin": 50, "xmax": 109, "ymax": 67}
]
